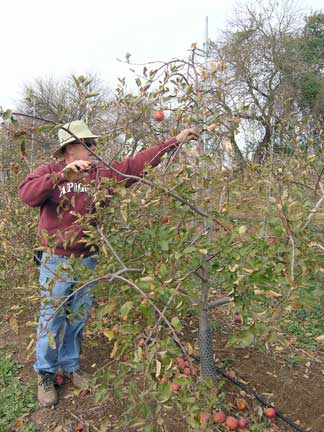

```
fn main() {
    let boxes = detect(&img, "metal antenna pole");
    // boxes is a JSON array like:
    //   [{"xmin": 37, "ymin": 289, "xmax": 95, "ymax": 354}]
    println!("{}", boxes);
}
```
[
  {"xmin": 198, "ymin": 15, "xmax": 219, "ymax": 387},
  {"xmin": 31, "ymin": 98, "xmax": 36, "ymax": 168},
  {"xmin": 202, "ymin": 16, "xmax": 208, "ymax": 154}
]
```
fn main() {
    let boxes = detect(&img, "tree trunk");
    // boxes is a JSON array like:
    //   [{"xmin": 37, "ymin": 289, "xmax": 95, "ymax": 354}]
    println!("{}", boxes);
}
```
[
  {"xmin": 198, "ymin": 264, "xmax": 218, "ymax": 386},
  {"xmin": 229, "ymin": 131, "xmax": 245, "ymax": 165},
  {"xmin": 253, "ymin": 125, "xmax": 271, "ymax": 163}
]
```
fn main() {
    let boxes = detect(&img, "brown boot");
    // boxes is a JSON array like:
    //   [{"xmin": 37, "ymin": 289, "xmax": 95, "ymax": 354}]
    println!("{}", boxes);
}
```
[
  {"xmin": 64, "ymin": 370, "xmax": 91, "ymax": 390},
  {"xmin": 37, "ymin": 372, "xmax": 58, "ymax": 407}
]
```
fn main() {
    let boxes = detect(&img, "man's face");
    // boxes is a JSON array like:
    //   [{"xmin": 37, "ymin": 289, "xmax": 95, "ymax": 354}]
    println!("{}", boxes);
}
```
[{"xmin": 66, "ymin": 139, "xmax": 97, "ymax": 162}]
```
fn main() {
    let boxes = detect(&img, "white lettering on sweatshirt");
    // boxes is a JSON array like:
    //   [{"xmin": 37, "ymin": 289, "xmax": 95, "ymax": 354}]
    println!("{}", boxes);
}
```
[{"xmin": 59, "ymin": 182, "xmax": 89, "ymax": 198}]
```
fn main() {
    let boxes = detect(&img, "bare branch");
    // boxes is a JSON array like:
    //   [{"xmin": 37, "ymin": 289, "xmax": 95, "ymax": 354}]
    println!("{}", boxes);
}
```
[{"xmin": 302, "ymin": 182, "xmax": 324, "ymax": 231}]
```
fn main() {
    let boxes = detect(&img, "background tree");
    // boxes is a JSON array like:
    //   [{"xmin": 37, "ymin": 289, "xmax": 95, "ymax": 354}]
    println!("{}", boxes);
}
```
[
  {"xmin": 19, "ymin": 73, "xmax": 111, "ymax": 124},
  {"xmin": 207, "ymin": 0, "xmax": 322, "ymax": 162},
  {"xmin": 283, "ymin": 12, "xmax": 324, "ymax": 127}
]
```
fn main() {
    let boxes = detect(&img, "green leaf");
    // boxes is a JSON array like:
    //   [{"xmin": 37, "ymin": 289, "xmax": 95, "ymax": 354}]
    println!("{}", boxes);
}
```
[
  {"xmin": 1, "ymin": 109, "xmax": 13, "ymax": 121},
  {"xmin": 86, "ymin": 92, "xmax": 99, "ymax": 98},
  {"xmin": 156, "ymin": 381, "xmax": 172, "ymax": 403},
  {"xmin": 171, "ymin": 317, "xmax": 183, "ymax": 331},
  {"xmin": 238, "ymin": 225, "xmax": 247, "ymax": 235},
  {"xmin": 183, "ymin": 246, "xmax": 197, "ymax": 254},
  {"xmin": 160, "ymin": 240, "xmax": 169, "ymax": 251},
  {"xmin": 47, "ymin": 331, "xmax": 56, "ymax": 349},
  {"xmin": 120, "ymin": 301, "xmax": 134, "ymax": 318},
  {"xmin": 227, "ymin": 329, "xmax": 255, "ymax": 348},
  {"xmin": 140, "ymin": 402, "xmax": 152, "ymax": 418}
]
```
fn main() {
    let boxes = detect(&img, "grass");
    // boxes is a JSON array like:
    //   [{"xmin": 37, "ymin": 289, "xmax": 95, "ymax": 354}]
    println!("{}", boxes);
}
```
[
  {"xmin": 0, "ymin": 348, "xmax": 37, "ymax": 432},
  {"xmin": 281, "ymin": 304, "xmax": 323, "ymax": 351}
]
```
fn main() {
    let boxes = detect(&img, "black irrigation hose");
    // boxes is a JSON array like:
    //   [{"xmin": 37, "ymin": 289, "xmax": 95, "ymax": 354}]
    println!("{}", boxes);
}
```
[{"xmin": 192, "ymin": 355, "xmax": 306, "ymax": 432}]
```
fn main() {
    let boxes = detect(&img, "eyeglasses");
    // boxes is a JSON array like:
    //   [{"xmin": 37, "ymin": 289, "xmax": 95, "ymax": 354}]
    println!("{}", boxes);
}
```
[
  {"xmin": 84, "ymin": 139, "xmax": 97, "ymax": 148},
  {"xmin": 76, "ymin": 139, "xmax": 97, "ymax": 148}
]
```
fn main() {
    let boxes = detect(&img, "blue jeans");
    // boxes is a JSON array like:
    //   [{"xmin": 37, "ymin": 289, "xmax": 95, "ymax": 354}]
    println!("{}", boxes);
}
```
[{"xmin": 34, "ymin": 253, "xmax": 97, "ymax": 373}]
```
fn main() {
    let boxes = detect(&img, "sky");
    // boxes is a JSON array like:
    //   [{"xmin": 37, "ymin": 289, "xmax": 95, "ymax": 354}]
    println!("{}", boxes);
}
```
[{"xmin": 1, "ymin": 0, "xmax": 323, "ymax": 109}]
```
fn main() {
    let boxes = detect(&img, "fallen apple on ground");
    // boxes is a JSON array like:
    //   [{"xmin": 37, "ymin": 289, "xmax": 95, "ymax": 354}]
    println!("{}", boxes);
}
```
[
  {"xmin": 55, "ymin": 375, "xmax": 64, "ymax": 385},
  {"xmin": 264, "ymin": 407, "xmax": 276, "ymax": 419},
  {"xmin": 238, "ymin": 417, "xmax": 249, "ymax": 429},
  {"xmin": 162, "ymin": 215, "xmax": 170, "ymax": 224},
  {"xmin": 227, "ymin": 369, "xmax": 236, "ymax": 379},
  {"xmin": 226, "ymin": 416, "xmax": 239, "ymax": 430},
  {"xmin": 234, "ymin": 313, "xmax": 243, "ymax": 324},
  {"xmin": 236, "ymin": 398, "xmax": 248, "ymax": 411},
  {"xmin": 212, "ymin": 410, "xmax": 226, "ymax": 424},
  {"xmin": 200, "ymin": 412, "xmax": 209, "ymax": 426},
  {"xmin": 170, "ymin": 382, "xmax": 180, "ymax": 392}
]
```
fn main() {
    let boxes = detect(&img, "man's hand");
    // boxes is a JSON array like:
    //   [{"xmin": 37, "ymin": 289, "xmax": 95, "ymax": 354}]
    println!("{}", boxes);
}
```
[
  {"xmin": 175, "ymin": 128, "xmax": 199, "ymax": 145},
  {"xmin": 62, "ymin": 160, "xmax": 93, "ymax": 182}
]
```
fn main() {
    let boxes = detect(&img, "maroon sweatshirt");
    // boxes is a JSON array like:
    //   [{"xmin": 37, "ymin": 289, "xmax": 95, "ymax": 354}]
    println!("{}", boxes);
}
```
[{"xmin": 19, "ymin": 137, "xmax": 177, "ymax": 257}]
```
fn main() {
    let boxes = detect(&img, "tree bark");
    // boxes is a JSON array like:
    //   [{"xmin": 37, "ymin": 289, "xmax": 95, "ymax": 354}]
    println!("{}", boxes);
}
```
[{"xmin": 253, "ymin": 125, "xmax": 272, "ymax": 163}]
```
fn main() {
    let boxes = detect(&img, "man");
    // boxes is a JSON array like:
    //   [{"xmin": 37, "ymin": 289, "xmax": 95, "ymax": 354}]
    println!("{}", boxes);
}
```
[{"xmin": 18, "ymin": 119, "xmax": 198, "ymax": 407}]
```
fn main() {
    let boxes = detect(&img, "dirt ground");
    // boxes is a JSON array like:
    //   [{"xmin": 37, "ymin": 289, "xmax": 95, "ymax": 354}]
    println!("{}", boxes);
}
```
[{"xmin": 1, "ymin": 289, "xmax": 323, "ymax": 432}]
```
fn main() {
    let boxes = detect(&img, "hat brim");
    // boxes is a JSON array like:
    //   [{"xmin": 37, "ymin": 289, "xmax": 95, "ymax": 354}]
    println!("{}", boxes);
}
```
[{"xmin": 53, "ymin": 134, "xmax": 100, "ymax": 159}]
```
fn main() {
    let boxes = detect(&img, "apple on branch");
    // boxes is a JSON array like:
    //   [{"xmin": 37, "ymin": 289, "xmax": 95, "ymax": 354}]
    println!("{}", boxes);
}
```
[{"xmin": 154, "ymin": 111, "xmax": 164, "ymax": 122}]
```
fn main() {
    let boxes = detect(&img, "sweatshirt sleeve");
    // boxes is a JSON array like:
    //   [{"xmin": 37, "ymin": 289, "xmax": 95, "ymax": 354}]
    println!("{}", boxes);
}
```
[
  {"xmin": 100, "ymin": 137, "xmax": 177, "ymax": 186},
  {"xmin": 18, "ymin": 164, "xmax": 65, "ymax": 207}
]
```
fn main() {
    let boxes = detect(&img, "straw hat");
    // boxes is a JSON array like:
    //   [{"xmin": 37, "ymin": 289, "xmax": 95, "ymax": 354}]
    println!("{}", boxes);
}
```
[{"xmin": 54, "ymin": 120, "xmax": 99, "ymax": 158}]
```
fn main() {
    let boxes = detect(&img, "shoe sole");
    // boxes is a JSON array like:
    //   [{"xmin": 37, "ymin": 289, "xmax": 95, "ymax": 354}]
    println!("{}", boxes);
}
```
[{"xmin": 38, "ymin": 400, "xmax": 58, "ymax": 408}]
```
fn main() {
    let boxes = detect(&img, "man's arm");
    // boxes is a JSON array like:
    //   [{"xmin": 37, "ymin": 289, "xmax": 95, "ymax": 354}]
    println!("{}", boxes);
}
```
[
  {"xmin": 59, "ymin": 128, "xmax": 199, "ymax": 184},
  {"xmin": 103, "ymin": 128, "xmax": 199, "ymax": 185},
  {"xmin": 18, "ymin": 164, "xmax": 65, "ymax": 207}
]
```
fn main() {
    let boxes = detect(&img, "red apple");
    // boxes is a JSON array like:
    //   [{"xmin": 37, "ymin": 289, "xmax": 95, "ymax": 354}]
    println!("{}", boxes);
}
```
[
  {"xmin": 154, "ymin": 111, "xmax": 164, "ymax": 122},
  {"xmin": 238, "ymin": 418, "xmax": 249, "ymax": 429},
  {"xmin": 79, "ymin": 389, "xmax": 89, "ymax": 397},
  {"xmin": 170, "ymin": 382, "xmax": 180, "ymax": 392},
  {"xmin": 176, "ymin": 356, "xmax": 185, "ymax": 367},
  {"xmin": 212, "ymin": 411, "xmax": 226, "ymax": 424},
  {"xmin": 11, "ymin": 163, "xmax": 20, "ymax": 174},
  {"xmin": 162, "ymin": 215, "xmax": 170, "ymax": 224},
  {"xmin": 178, "ymin": 361, "xmax": 189, "ymax": 371},
  {"xmin": 234, "ymin": 313, "xmax": 243, "ymax": 324},
  {"xmin": 55, "ymin": 375, "xmax": 64, "ymax": 385},
  {"xmin": 160, "ymin": 375, "xmax": 168, "ymax": 383},
  {"xmin": 226, "ymin": 416, "xmax": 239, "ymax": 430},
  {"xmin": 227, "ymin": 369, "xmax": 236, "ymax": 379},
  {"xmin": 236, "ymin": 398, "xmax": 248, "ymax": 411},
  {"xmin": 3, "ymin": 315, "xmax": 11, "ymax": 322},
  {"xmin": 264, "ymin": 407, "xmax": 276, "ymax": 419},
  {"xmin": 183, "ymin": 367, "xmax": 190, "ymax": 376},
  {"xmin": 200, "ymin": 412, "xmax": 209, "ymax": 426}
]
